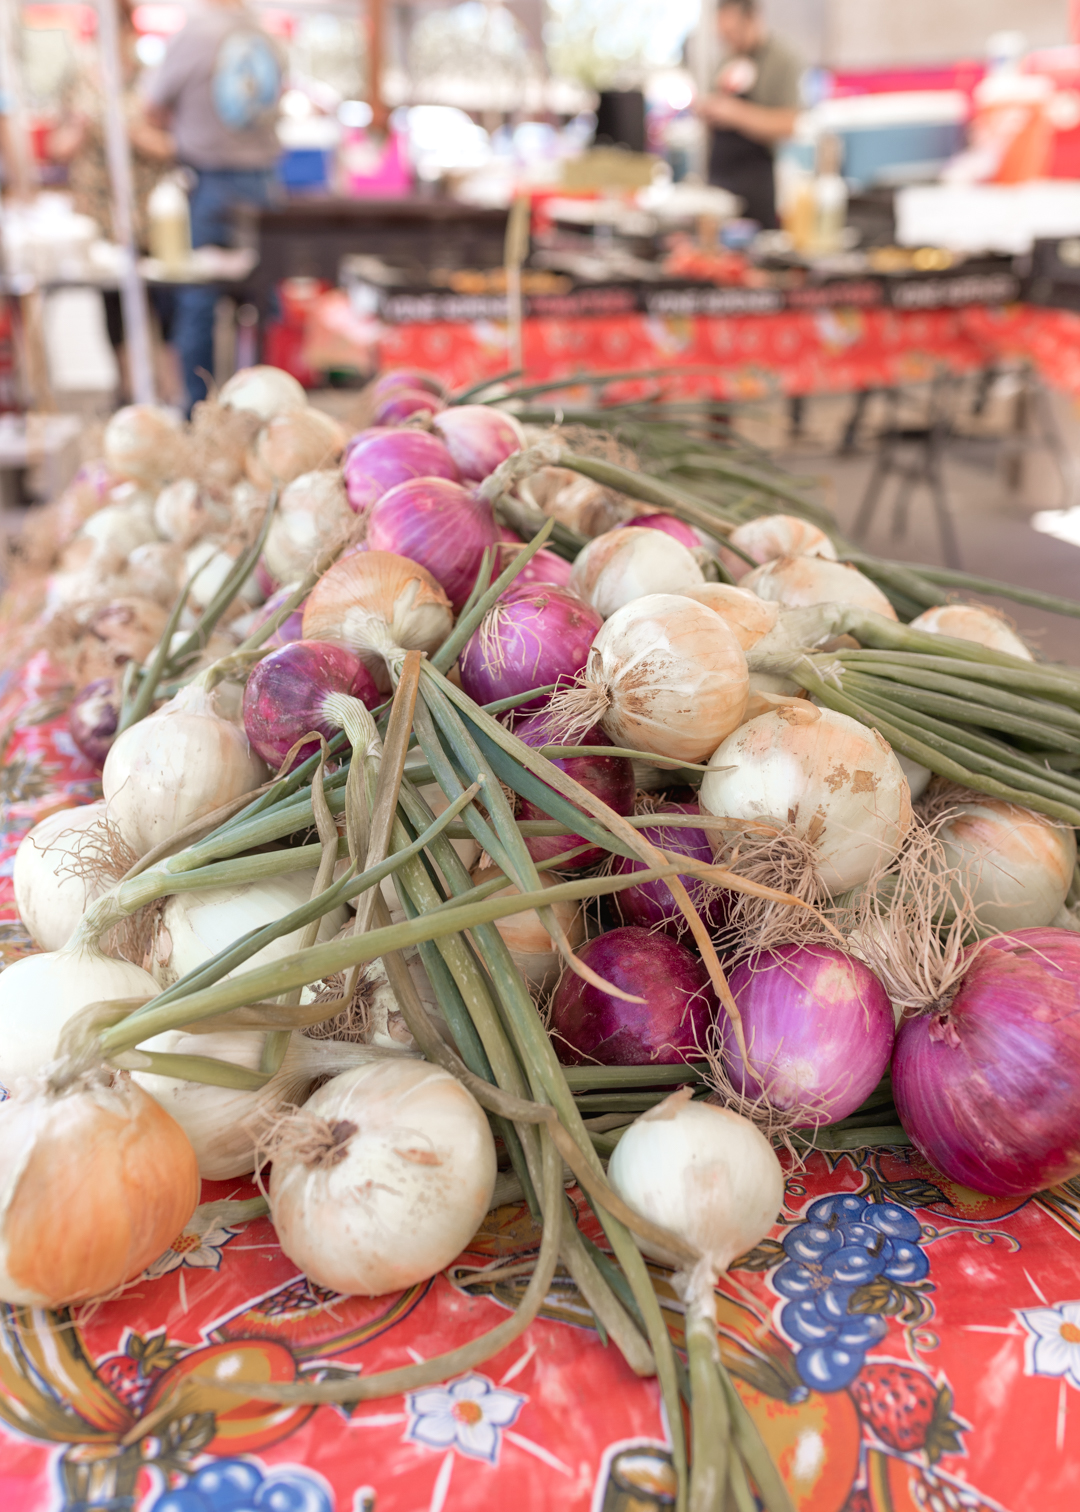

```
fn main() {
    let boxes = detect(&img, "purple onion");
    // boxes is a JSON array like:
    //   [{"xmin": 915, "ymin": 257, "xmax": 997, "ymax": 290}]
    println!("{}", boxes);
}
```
[
  {"xmin": 613, "ymin": 801, "xmax": 729, "ymax": 938},
  {"xmin": 514, "ymin": 713, "xmax": 634, "ymax": 871},
  {"xmin": 371, "ymin": 369, "xmax": 444, "ymax": 402},
  {"xmin": 248, "ymin": 586, "xmax": 307, "ymax": 648},
  {"xmin": 343, "ymin": 428, "xmax": 460, "ymax": 514},
  {"xmin": 625, "ymin": 514, "xmax": 703, "ymax": 551},
  {"xmin": 893, "ymin": 928, "xmax": 1080, "ymax": 1197},
  {"xmin": 372, "ymin": 389, "xmax": 444, "ymax": 426},
  {"xmin": 498, "ymin": 524, "xmax": 523, "ymax": 544},
  {"xmin": 243, "ymin": 639, "xmax": 381, "ymax": 770},
  {"xmin": 720, "ymin": 945, "xmax": 895, "ymax": 1127},
  {"xmin": 343, "ymin": 426, "xmax": 390, "ymax": 464},
  {"xmin": 365, "ymin": 477, "xmax": 498, "ymax": 611},
  {"xmin": 499, "ymin": 544, "xmax": 575, "ymax": 590},
  {"xmin": 551, "ymin": 926, "xmax": 717, "ymax": 1065},
  {"xmin": 255, "ymin": 558, "xmax": 279, "ymax": 598},
  {"xmin": 433, "ymin": 406, "xmax": 524, "ymax": 482},
  {"xmin": 68, "ymin": 678, "xmax": 120, "ymax": 770},
  {"xmin": 459, "ymin": 584, "xmax": 601, "ymax": 715}
]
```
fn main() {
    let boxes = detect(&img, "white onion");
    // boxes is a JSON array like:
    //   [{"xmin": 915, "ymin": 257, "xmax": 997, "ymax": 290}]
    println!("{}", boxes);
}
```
[
  {"xmin": 126, "ymin": 541, "xmax": 187, "ymax": 607},
  {"xmin": 154, "ymin": 478, "xmax": 231, "ymax": 546},
  {"xmin": 555, "ymin": 593, "xmax": 749, "ymax": 764},
  {"xmin": 103, "ymin": 680, "xmax": 267, "ymax": 857},
  {"xmin": 103, "ymin": 404, "xmax": 184, "ymax": 485},
  {"xmin": 700, "ymin": 703, "xmax": 912, "ymax": 894},
  {"xmin": 150, "ymin": 874, "xmax": 349, "ymax": 989},
  {"xmin": 76, "ymin": 500, "xmax": 158, "ymax": 559},
  {"xmin": 742, "ymin": 556, "xmax": 898, "ymax": 619},
  {"xmin": 262, "ymin": 470, "xmax": 353, "ymax": 585},
  {"xmin": 518, "ymin": 467, "xmax": 629, "ymax": 538},
  {"xmin": 570, "ymin": 527, "xmax": 705, "ymax": 618},
  {"xmin": 185, "ymin": 540, "xmax": 264, "ymax": 612},
  {"xmin": 909, "ymin": 603, "xmax": 1033, "ymax": 661},
  {"xmin": 71, "ymin": 596, "xmax": 170, "ymax": 686},
  {"xmin": 220, "ymin": 365, "xmax": 308, "ymax": 421},
  {"xmin": 131, "ymin": 1030, "xmax": 398, "ymax": 1179},
  {"xmin": 933, "ymin": 794, "xmax": 1077, "ymax": 930},
  {"xmin": 13, "ymin": 802, "xmax": 113, "ymax": 952},
  {"xmin": 470, "ymin": 864, "xmax": 586, "ymax": 993},
  {"xmin": 719, "ymin": 514, "xmax": 837, "ymax": 581},
  {"xmin": 680, "ymin": 583, "xmax": 779, "ymax": 651},
  {"xmin": 268, "ymin": 1058, "xmax": 497, "ymax": 1295},
  {"xmin": 246, "ymin": 407, "xmax": 346, "ymax": 490}
]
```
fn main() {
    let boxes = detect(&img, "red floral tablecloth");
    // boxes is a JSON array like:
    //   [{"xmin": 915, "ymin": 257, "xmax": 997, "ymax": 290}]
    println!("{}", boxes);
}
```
[
  {"xmin": 3, "ymin": 666, "xmax": 1080, "ymax": 1512},
  {"xmin": 377, "ymin": 304, "xmax": 1080, "ymax": 402}
]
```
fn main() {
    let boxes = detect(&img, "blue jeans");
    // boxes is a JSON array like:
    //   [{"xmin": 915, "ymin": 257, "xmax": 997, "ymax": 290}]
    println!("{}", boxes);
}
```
[{"xmin": 174, "ymin": 167, "xmax": 274, "ymax": 413}]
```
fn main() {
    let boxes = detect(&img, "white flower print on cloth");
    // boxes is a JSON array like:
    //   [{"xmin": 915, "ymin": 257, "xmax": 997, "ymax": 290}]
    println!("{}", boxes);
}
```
[
  {"xmin": 144, "ymin": 1215, "xmax": 237, "ymax": 1278},
  {"xmin": 405, "ymin": 1372, "xmax": 525, "ymax": 1464},
  {"xmin": 1019, "ymin": 1300, "xmax": 1080, "ymax": 1389}
]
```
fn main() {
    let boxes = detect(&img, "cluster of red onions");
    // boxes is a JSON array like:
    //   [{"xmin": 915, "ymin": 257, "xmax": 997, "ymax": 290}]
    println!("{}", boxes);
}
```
[{"xmin": 343, "ymin": 428, "xmax": 460, "ymax": 514}]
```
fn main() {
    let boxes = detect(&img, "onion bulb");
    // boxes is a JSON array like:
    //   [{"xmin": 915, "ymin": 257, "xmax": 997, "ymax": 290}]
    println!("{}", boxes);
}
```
[
  {"xmin": 700, "ymin": 703, "xmax": 912, "ymax": 895},
  {"xmin": 185, "ymin": 540, "xmax": 264, "ymax": 613},
  {"xmin": 153, "ymin": 478, "xmax": 230, "ymax": 546},
  {"xmin": 126, "ymin": 541, "xmax": 187, "ymax": 608},
  {"xmin": 742, "ymin": 556, "xmax": 898, "ymax": 619},
  {"xmin": 344, "ymin": 427, "xmax": 460, "ymax": 514},
  {"xmin": 908, "ymin": 603, "xmax": 1033, "ymax": 660},
  {"xmin": 680, "ymin": 583, "xmax": 779, "ymax": 651},
  {"xmin": 103, "ymin": 680, "xmax": 267, "ymax": 857},
  {"xmin": 268, "ymin": 1059, "xmax": 497, "ymax": 1295},
  {"xmin": 365, "ymin": 477, "xmax": 498, "ymax": 612},
  {"xmin": 458, "ymin": 584, "xmax": 601, "ymax": 715},
  {"xmin": 242, "ymin": 639, "xmax": 381, "ymax": 770},
  {"xmin": 77, "ymin": 499, "xmax": 158, "ymax": 559},
  {"xmin": 247, "ymin": 407, "xmax": 346, "ymax": 490},
  {"xmin": 68, "ymin": 679, "xmax": 121, "ymax": 770},
  {"xmin": 71, "ymin": 596, "xmax": 170, "ymax": 687},
  {"xmin": 219, "ymin": 365, "xmax": 307, "ymax": 421},
  {"xmin": 471, "ymin": 863, "xmax": 585, "ymax": 993},
  {"xmin": 932, "ymin": 793, "xmax": 1076, "ymax": 931},
  {"xmin": 432, "ymin": 405, "xmax": 524, "ymax": 482},
  {"xmin": 719, "ymin": 515, "xmax": 837, "ymax": 581},
  {"xmin": 0, "ymin": 1073, "xmax": 199, "ymax": 1305},
  {"xmin": 103, "ymin": 404, "xmax": 184, "ymax": 485},
  {"xmin": 518, "ymin": 467, "xmax": 627, "ymax": 538},
  {"xmin": 302, "ymin": 550, "xmax": 454, "ymax": 689},
  {"xmin": 13, "ymin": 802, "xmax": 113, "ymax": 952},
  {"xmin": 262, "ymin": 469, "xmax": 354, "ymax": 586},
  {"xmin": 570, "ymin": 527, "xmax": 705, "ymax": 618},
  {"xmin": 625, "ymin": 513, "xmax": 704, "ymax": 551},
  {"xmin": 552, "ymin": 593, "xmax": 749, "ymax": 764}
]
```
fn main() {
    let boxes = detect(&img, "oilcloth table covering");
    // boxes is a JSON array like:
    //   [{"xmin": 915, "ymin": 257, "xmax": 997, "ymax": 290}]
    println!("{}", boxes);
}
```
[{"xmin": 0, "ymin": 656, "xmax": 1078, "ymax": 1512}]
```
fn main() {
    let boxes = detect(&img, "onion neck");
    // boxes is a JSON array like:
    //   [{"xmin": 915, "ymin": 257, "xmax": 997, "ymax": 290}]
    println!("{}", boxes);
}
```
[
  {"xmin": 322, "ymin": 693, "xmax": 381, "ymax": 763},
  {"xmin": 477, "ymin": 438, "xmax": 561, "ymax": 504}
]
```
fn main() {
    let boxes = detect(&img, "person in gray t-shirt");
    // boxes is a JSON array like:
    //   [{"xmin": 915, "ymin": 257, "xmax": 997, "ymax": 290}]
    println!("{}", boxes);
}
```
[{"xmin": 144, "ymin": 0, "xmax": 284, "ymax": 412}]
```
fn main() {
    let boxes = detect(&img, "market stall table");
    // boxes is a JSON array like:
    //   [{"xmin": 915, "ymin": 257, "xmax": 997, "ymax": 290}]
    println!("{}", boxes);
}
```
[{"xmin": 0, "ymin": 652, "xmax": 1078, "ymax": 1512}]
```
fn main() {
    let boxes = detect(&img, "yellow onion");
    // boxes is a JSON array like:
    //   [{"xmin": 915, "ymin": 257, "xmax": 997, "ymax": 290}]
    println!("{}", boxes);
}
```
[
  {"xmin": 933, "ymin": 794, "xmax": 1076, "ymax": 930},
  {"xmin": 718, "ymin": 514, "xmax": 837, "ymax": 581},
  {"xmin": 470, "ymin": 863, "xmax": 586, "ymax": 993},
  {"xmin": 909, "ymin": 603, "xmax": 1033, "ymax": 661},
  {"xmin": 302, "ymin": 550, "xmax": 454, "ymax": 689},
  {"xmin": 13, "ymin": 801, "xmax": 112, "ymax": 952},
  {"xmin": 570, "ymin": 527, "xmax": 705, "ymax": 618},
  {"xmin": 0, "ymin": 1074, "xmax": 199, "ymax": 1305},
  {"xmin": 262, "ymin": 470, "xmax": 353, "ymax": 585},
  {"xmin": 246, "ymin": 407, "xmax": 346, "ymax": 490},
  {"xmin": 220, "ymin": 365, "xmax": 308, "ymax": 421},
  {"xmin": 742, "ymin": 556, "xmax": 898, "ymax": 619}
]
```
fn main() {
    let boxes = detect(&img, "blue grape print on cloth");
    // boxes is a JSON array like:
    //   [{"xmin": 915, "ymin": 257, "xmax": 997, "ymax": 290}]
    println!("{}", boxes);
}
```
[
  {"xmin": 771, "ymin": 1193, "xmax": 928, "ymax": 1391},
  {"xmin": 149, "ymin": 1457, "xmax": 332, "ymax": 1512},
  {"xmin": 213, "ymin": 32, "xmax": 281, "ymax": 132}
]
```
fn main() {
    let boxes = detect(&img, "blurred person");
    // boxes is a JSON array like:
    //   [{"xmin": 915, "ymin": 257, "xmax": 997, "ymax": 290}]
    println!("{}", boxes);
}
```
[
  {"xmin": 144, "ymin": 0, "xmax": 284, "ymax": 413},
  {"xmin": 48, "ymin": 2, "xmax": 179, "ymax": 397},
  {"xmin": 696, "ymin": 0, "xmax": 802, "ymax": 229}
]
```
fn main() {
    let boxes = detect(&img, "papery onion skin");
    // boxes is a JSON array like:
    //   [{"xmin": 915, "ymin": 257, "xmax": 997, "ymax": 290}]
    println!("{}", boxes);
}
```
[
  {"xmin": 893, "ymin": 928, "xmax": 1080, "ymax": 1198},
  {"xmin": 680, "ymin": 583, "xmax": 779, "ymax": 652},
  {"xmin": 742, "ymin": 555, "xmax": 898, "ymax": 620},
  {"xmin": 365, "ymin": 477, "xmax": 498, "ymax": 611},
  {"xmin": 14, "ymin": 802, "xmax": 111, "ymax": 951},
  {"xmin": 220, "ymin": 365, "xmax": 307, "ymax": 420},
  {"xmin": 514, "ymin": 713, "xmax": 635, "ymax": 870},
  {"xmin": 909, "ymin": 603, "xmax": 1033, "ymax": 661},
  {"xmin": 718, "ymin": 514, "xmax": 837, "ymax": 582},
  {"xmin": 625, "ymin": 513, "xmax": 703, "ymax": 551},
  {"xmin": 498, "ymin": 544, "xmax": 574, "ymax": 590},
  {"xmin": 433, "ymin": 405, "xmax": 524, "ymax": 482},
  {"xmin": 268, "ymin": 1059, "xmax": 496, "ymax": 1295},
  {"xmin": 721, "ymin": 944, "xmax": 895, "ymax": 1126},
  {"xmin": 550, "ymin": 926, "xmax": 717, "ymax": 1066},
  {"xmin": 0, "ymin": 1076, "xmax": 199, "ymax": 1306},
  {"xmin": 243, "ymin": 639, "xmax": 382, "ymax": 769},
  {"xmin": 571, "ymin": 527, "xmax": 705, "ymax": 619},
  {"xmin": 471, "ymin": 866, "xmax": 586, "ymax": 994},
  {"xmin": 934, "ymin": 797, "xmax": 1077, "ymax": 931},
  {"xmin": 344, "ymin": 428, "xmax": 460, "ymax": 514},
  {"xmin": 613, "ymin": 801, "xmax": 729, "ymax": 937},
  {"xmin": 68, "ymin": 679, "xmax": 120, "ymax": 769},
  {"xmin": 458, "ymin": 584, "xmax": 601, "ymax": 715}
]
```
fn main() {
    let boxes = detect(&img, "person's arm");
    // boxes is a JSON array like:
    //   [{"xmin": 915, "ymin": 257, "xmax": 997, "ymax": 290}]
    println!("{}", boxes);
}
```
[
  {"xmin": 47, "ymin": 113, "xmax": 90, "ymax": 164},
  {"xmin": 696, "ymin": 94, "xmax": 797, "ymax": 145},
  {"xmin": 129, "ymin": 110, "xmax": 175, "ymax": 161}
]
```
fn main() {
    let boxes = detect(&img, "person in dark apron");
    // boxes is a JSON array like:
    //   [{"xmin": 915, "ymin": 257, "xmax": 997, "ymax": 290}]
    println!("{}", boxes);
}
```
[{"xmin": 697, "ymin": 0, "xmax": 803, "ymax": 230}]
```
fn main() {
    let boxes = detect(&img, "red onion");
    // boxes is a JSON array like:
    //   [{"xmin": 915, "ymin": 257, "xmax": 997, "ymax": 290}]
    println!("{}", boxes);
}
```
[
  {"xmin": 371, "ymin": 369, "xmax": 444, "ymax": 402},
  {"xmin": 68, "ymin": 678, "xmax": 120, "ymax": 770},
  {"xmin": 343, "ymin": 428, "xmax": 460, "ymax": 514},
  {"xmin": 893, "ymin": 928, "xmax": 1080, "ymax": 1198},
  {"xmin": 613, "ymin": 801, "xmax": 728, "ymax": 937},
  {"xmin": 254, "ymin": 559, "xmax": 279, "ymax": 599},
  {"xmin": 433, "ymin": 406, "xmax": 524, "ymax": 482},
  {"xmin": 365, "ymin": 477, "xmax": 498, "ymax": 611},
  {"xmin": 458, "ymin": 584, "xmax": 601, "ymax": 715},
  {"xmin": 498, "ymin": 543, "xmax": 574, "ymax": 590},
  {"xmin": 248, "ymin": 586, "xmax": 307, "ymax": 648},
  {"xmin": 514, "ymin": 713, "xmax": 634, "ymax": 870},
  {"xmin": 243, "ymin": 639, "xmax": 381, "ymax": 770},
  {"xmin": 626, "ymin": 513, "xmax": 703, "ymax": 551},
  {"xmin": 372, "ymin": 389, "xmax": 444, "ymax": 426},
  {"xmin": 498, "ymin": 524, "xmax": 523, "ymax": 544},
  {"xmin": 721, "ymin": 945, "xmax": 895, "ymax": 1126},
  {"xmin": 550, "ymin": 926, "xmax": 717, "ymax": 1065}
]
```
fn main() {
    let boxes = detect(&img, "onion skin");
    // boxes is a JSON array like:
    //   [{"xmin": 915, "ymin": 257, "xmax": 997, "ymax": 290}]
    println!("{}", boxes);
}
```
[
  {"xmin": 344, "ymin": 428, "xmax": 460, "ymax": 514},
  {"xmin": 68, "ymin": 678, "xmax": 120, "ymax": 769},
  {"xmin": 550, "ymin": 927, "xmax": 717, "ymax": 1066},
  {"xmin": 372, "ymin": 388, "xmax": 444, "ymax": 425},
  {"xmin": 499, "ymin": 544, "xmax": 574, "ymax": 590},
  {"xmin": 718, "ymin": 514, "xmax": 837, "ymax": 582},
  {"xmin": 626, "ymin": 513, "xmax": 702, "ymax": 551},
  {"xmin": 365, "ymin": 477, "xmax": 498, "ymax": 612},
  {"xmin": 909, "ymin": 603, "xmax": 1033, "ymax": 661},
  {"xmin": 613, "ymin": 802, "xmax": 728, "ymax": 937},
  {"xmin": 571, "ymin": 527, "xmax": 705, "ymax": 619},
  {"xmin": 742, "ymin": 556, "xmax": 898, "ymax": 620},
  {"xmin": 459, "ymin": 585, "xmax": 601, "ymax": 715},
  {"xmin": 243, "ymin": 640, "xmax": 382, "ymax": 769},
  {"xmin": 722, "ymin": 945, "xmax": 895, "ymax": 1126},
  {"xmin": 372, "ymin": 369, "xmax": 444, "ymax": 401},
  {"xmin": 0, "ymin": 1076, "xmax": 199, "ymax": 1306},
  {"xmin": 514, "ymin": 714, "xmax": 635, "ymax": 870},
  {"xmin": 248, "ymin": 585, "xmax": 307, "ymax": 648},
  {"xmin": 893, "ymin": 928, "xmax": 1080, "ymax": 1198},
  {"xmin": 433, "ymin": 405, "xmax": 524, "ymax": 482}
]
